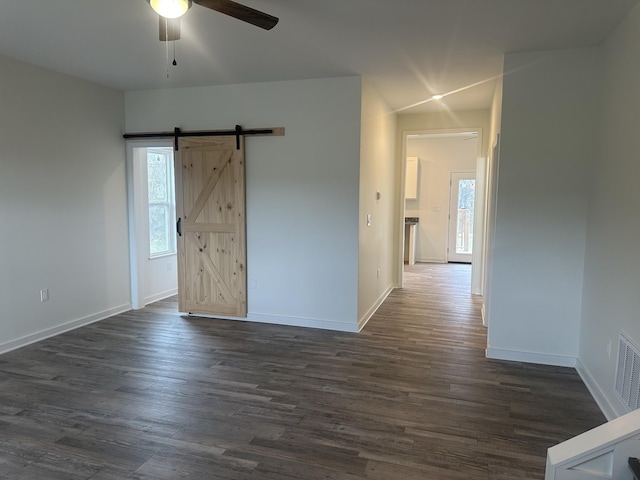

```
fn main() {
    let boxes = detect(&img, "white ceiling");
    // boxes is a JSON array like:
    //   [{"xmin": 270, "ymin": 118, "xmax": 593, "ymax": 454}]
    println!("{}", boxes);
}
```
[{"xmin": 0, "ymin": 0, "xmax": 636, "ymax": 113}]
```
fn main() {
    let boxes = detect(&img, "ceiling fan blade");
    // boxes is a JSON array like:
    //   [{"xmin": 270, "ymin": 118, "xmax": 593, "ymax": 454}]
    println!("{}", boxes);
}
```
[
  {"xmin": 193, "ymin": 0, "xmax": 279, "ymax": 30},
  {"xmin": 159, "ymin": 16, "xmax": 181, "ymax": 41}
]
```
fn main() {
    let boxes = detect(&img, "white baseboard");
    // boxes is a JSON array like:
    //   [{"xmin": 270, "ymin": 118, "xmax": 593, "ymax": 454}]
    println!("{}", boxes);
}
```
[
  {"xmin": 416, "ymin": 257, "xmax": 446, "ymax": 264},
  {"xmin": 486, "ymin": 347, "xmax": 577, "ymax": 367},
  {"xmin": 187, "ymin": 311, "xmax": 360, "ymax": 333},
  {"xmin": 485, "ymin": 350, "xmax": 622, "ymax": 421},
  {"xmin": 358, "ymin": 284, "xmax": 394, "ymax": 331},
  {"xmin": 0, "ymin": 303, "xmax": 132, "ymax": 355},
  {"xmin": 575, "ymin": 359, "xmax": 623, "ymax": 421},
  {"xmin": 143, "ymin": 288, "xmax": 178, "ymax": 307},
  {"xmin": 481, "ymin": 303, "xmax": 487, "ymax": 327}
]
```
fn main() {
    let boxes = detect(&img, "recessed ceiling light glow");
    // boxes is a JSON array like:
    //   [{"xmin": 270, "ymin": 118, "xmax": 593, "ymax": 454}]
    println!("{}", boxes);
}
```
[{"xmin": 431, "ymin": 94, "xmax": 444, "ymax": 100}]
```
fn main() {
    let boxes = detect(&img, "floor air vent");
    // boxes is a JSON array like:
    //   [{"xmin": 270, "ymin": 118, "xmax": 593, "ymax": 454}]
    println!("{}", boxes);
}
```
[{"xmin": 614, "ymin": 331, "xmax": 640, "ymax": 412}]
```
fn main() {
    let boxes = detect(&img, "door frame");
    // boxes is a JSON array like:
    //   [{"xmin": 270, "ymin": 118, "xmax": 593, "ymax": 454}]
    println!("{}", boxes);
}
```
[
  {"xmin": 396, "ymin": 127, "xmax": 486, "ymax": 295},
  {"xmin": 125, "ymin": 139, "xmax": 178, "ymax": 309},
  {"xmin": 447, "ymin": 171, "xmax": 476, "ymax": 263}
]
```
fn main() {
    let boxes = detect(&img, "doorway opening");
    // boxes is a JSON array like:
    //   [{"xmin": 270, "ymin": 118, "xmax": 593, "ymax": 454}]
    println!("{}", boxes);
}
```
[
  {"xmin": 126, "ymin": 140, "xmax": 178, "ymax": 310},
  {"xmin": 398, "ymin": 128, "xmax": 486, "ymax": 295}
]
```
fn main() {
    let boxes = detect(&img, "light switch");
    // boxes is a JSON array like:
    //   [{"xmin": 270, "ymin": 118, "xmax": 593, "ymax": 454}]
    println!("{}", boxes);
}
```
[{"xmin": 367, "ymin": 214, "xmax": 371, "ymax": 226}]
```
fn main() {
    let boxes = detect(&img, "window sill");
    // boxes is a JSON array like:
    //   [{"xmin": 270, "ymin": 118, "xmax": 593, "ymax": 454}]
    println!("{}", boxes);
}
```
[{"xmin": 149, "ymin": 251, "xmax": 176, "ymax": 260}]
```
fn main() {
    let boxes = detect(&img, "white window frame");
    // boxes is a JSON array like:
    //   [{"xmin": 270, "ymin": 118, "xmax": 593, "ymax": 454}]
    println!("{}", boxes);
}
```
[{"xmin": 147, "ymin": 147, "xmax": 176, "ymax": 259}]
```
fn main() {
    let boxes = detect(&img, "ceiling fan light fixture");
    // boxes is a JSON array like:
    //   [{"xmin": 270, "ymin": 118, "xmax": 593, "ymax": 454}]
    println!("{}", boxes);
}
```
[{"xmin": 150, "ymin": 0, "xmax": 191, "ymax": 18}]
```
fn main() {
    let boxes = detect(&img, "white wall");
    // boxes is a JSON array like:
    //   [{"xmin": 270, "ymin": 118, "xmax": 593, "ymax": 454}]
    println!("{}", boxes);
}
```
[
  {"xmin": 397, "ymin": 110, "xmax": 490, "ymax": 162},
  {"xmin": 405, "ymin": 135, "xmax": 478, "ymax": 263},
  {"xmin": 0, "ymin": 55, "xmax": 130, "ymax": 353},
  {"xmin": 125, "ymin": 77, "xmax": 363, "ymax": 331},
  {"xmin": 358, "ymin": 79, "xmax": 397, "ymax": 328},
  {"xmin": 482, "ymin": 69, "xmax": 503, "ymax": 326},
  {"xmin": 486, "ymin": 48, "xmax": 603, "ymax": 366},
  {"xmin": 579, "ymin": 3, "xmax": 640, "ymax": 419}
]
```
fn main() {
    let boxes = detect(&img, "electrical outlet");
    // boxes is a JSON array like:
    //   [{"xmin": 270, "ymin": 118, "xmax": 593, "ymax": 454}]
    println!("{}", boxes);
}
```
[{"xmin": 40, "ymin": 289, "xmax": 49, "ymax": 302}]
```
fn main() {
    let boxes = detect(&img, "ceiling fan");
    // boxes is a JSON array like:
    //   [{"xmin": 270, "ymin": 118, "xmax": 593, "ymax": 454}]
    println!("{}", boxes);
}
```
[{"xmin": 148, "ymin": 0, "xmax": 279, "ymax": 41}]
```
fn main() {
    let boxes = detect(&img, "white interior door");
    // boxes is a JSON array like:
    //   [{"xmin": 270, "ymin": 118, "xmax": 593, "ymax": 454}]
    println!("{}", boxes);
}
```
[{"xmin": 448, "ymin": 172, "xmax": 476, "ymax": 263}]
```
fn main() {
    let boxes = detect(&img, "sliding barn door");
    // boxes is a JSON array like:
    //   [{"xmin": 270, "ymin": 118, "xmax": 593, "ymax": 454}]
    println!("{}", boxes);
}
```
[{"xmin": 176, "ymin": 136, "xmax": 247, "ymax": 317}]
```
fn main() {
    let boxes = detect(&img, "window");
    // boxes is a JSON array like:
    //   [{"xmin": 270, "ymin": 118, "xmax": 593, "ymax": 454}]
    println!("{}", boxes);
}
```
[{"xmin": 147, "ymin": 147, "xmax": 176, "ymax": 257}]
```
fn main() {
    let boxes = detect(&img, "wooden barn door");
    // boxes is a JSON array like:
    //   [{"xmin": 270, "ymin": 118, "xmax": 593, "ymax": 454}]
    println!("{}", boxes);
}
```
[{"xmin": 175, "ymin": 135, "xmax": 247, "ymax": 317}]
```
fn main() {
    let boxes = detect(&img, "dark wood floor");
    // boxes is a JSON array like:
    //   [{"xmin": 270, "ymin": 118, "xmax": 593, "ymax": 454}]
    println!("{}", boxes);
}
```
[{"xmin": 0, "ymin": 263, "xmax": 605, "ymax": 479}]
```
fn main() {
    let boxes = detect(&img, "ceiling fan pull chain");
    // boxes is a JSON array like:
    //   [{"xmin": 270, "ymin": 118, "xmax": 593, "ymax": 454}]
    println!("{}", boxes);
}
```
[
  {"xmin": 173, "ymin": 41, "xmax": 177, "ymax": 66},
  {"xmin": 165, "ymin": 16, "xmax": 170, "ymax": 78}
]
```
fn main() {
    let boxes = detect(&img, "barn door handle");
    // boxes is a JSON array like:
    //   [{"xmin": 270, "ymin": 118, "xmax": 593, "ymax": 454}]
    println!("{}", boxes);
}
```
[{"xmin": 176, "ymin": 218, "xmax": 182, "ymax": 237}]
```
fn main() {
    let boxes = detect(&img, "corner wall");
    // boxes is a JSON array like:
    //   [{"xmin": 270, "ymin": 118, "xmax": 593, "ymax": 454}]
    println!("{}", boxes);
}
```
[
  {"xmin": 482, "ymin": 68, "xmax": 503, "ymax": 327},
  {"xmin": 0, "ymin": 55, "xmax": 129, "ymax": 352},
  {"xmin": 579, "ymin": 3, "xmax": 640, "ymax": 419},
  {"xmin": 486, "ymin": 48, "xmax": 603, "ymax": 366},
  {"xmin": 358, "ymin": 79, "xmax": 397, "ymax": 327}
]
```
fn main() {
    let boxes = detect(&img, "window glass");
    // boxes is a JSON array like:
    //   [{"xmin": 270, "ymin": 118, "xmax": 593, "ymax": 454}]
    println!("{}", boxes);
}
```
[
  {"xmin": 455, "ymin": 179, "xmax": 475, "ymax": 254},
  {"xmin": 147, "ymin": 153, "xmax": 169, "ymax": 203},
  {"xmin": 147, "ymin": 148, "xmax": 175, "ymax": 257}
]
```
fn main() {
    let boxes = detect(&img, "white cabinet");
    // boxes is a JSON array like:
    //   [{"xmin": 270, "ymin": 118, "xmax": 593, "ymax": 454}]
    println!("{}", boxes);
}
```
[{"xmin": 405, "ymin": 157, "xmax": 419, "ymax": 200}]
